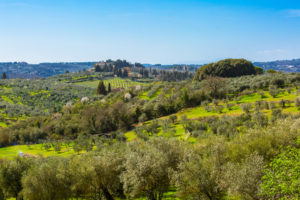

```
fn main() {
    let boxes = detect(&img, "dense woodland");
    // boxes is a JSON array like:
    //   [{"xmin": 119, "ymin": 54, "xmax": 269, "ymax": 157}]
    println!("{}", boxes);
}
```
[{"xmin": 0, "ymin": 59, "xmax": 299, "ymax": 200}]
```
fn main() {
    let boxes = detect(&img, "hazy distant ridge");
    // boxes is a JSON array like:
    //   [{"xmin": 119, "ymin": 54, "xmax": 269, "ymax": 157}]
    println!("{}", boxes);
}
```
[
  {"xmin": 254, "ymin": 58, "xmax": 300, "ymax": 72},
  {"xmin": 0, "ymin": 62, "xmax": 96, "ymax": 79}
]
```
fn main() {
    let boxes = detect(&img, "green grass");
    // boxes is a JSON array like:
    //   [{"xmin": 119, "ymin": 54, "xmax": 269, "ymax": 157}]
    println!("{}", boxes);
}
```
[
  {"xmin": 0, "ymin": 144, "xmax": 78, "ymax": 160},
  {"xmin": 125, "ymin": 131, "xmax": 137, "ymax": 141},
  {"xmin": 236, "ymin": 90, "xmax": 297, "ymax": 104},
  {"xmin": 139, "ymin": 85, "xmax": 162, "ymax": 100},
  {"xmin": 29, "ymin": 90, "xmax": 50, "ymax": 96},
  {"xmin": 139, "ymin": 91, "xmax": 151, "ymax": 100},
  {"xmin": 1, "ymin": 95, "xmax": 14, "ymax": 104},
  {"xmin": 0, "ymin": 122, "xmax": 8, "ymax": 127}
]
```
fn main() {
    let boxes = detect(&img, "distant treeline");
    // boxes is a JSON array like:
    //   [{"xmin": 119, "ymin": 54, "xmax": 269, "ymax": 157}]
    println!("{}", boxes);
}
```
[
  {"xmin": 254, "ymin": 58, "xmax": 300, "ymax": 72},
  {"xmin": 94, "ymin": 59, "xmax": 194, "ymax": 81}
]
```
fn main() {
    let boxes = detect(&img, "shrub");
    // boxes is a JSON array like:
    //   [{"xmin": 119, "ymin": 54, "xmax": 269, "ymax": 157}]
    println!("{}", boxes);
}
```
[
  {"xmin": 241, "ymin": 103, "xmax": 252, "ymax": 113},
  {"xmin": 226, "ymin": 103, "xmax": 235, "ymax": 110},
  {"xmin": 271, "ymin": 77, "xmax": 285, "ymax": 88},
  {"xmin": 295, "ymin": 97, "xmax": 300, "ymax": 107},
  {"xmin": 269, "ymin": 85, "xmax": 279, "ymax": 98}
]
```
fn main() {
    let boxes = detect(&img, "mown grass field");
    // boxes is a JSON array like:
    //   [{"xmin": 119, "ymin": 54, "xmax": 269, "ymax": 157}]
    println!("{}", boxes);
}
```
[{"xmin": 0, "ymin": 144, "xmax": 78, "ymax": 160}]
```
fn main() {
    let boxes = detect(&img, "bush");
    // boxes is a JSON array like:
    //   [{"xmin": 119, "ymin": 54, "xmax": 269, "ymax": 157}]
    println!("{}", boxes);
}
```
[
  {"xmin": 241, "ymin": 103, "xmax": 252, "ymax": 113},
  {"xmin": 295, "ymin": 97, "xmax": 300, "ymax": 107},
  {"xmin": 271, "ymin": 77, "xmax": 285, "ymax": 88},
  {"xmin": 269, "ymin": 85, "xmax": 279, "ymax": 98}
]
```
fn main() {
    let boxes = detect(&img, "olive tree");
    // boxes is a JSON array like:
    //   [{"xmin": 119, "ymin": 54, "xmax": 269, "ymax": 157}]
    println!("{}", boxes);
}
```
[
  {"xmin": 0, "ymin": 158, "xmax": 32, "ymax": 200},
  {"xmin": 70, "ymin": 145, "xmax": 126, "ymax": 200},
  {"xmin": 219, "ymin": 153, "xmax": 264, "ymax": 200},
  {"xmin": 22, "ymin": 157, "xmax": 72, "ymax": 200},
  {"xmin": 174, "ymin": 140, "xmax": 227, "ymax": 200},
  {"xmin": 121, "ymin": 138, "xmax": 183, "ymax": 200}
]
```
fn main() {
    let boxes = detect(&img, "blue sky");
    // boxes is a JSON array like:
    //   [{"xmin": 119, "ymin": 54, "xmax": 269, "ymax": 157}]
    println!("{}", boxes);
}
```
[{"xmin": 0, "ymin": 0, "xmax": 300, "ymax": 64}]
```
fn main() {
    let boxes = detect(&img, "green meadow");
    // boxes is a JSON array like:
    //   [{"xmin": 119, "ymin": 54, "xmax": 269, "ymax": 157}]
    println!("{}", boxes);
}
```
[{"xmin": 0, "ymin": 144, "xmax": 76, "ymax": 160}]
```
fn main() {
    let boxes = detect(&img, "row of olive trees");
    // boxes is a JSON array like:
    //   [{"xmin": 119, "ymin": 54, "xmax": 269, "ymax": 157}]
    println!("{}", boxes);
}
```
[
  {"xmin": 0, "ymin": 138, "xmax": 183, "ymax": 200},
  {"xmin": 0, "ymin": 78, "xmax": 95, "ymax": 117}
]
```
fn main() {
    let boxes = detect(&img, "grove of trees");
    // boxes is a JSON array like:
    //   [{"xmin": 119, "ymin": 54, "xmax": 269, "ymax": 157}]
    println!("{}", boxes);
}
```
[{"xmin": 193, "ymin": 58, "xmax": 259, "ymax": 81}]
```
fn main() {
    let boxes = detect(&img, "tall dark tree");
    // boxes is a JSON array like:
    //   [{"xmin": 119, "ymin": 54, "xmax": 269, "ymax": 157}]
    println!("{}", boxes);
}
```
[
  {"xmin": 2, "ymin": 72, "xmax": 7, "ymax": 79},
  {"xmin": 97, "ymin": 81, "xmax": 107, "ymax": 95},
  {"xmin": 95, "ymin": 65, "xmax": 101, "ymax": 72},
  {"xmin": 123, "ymin": 69, "xmax": 128, "ymax": 77},
  {"xmin": 108, "ymin": 83, "xmax": 112, "ymax": 93}
]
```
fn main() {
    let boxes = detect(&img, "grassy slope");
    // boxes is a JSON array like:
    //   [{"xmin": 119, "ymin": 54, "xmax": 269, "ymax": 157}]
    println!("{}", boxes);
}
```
[
  {"xmin": 1, "ymin": 88, "xmax": 299, "ymax": 157},
  {"xmin": 0, "ymin": 144, "xmax": 78, "ymax": 160},
  {"xmin": 126, "ymin": 89, "xmax": 300, "ymax": 141},
  {"xmin": 1, "ymin": 86, "xmax": 299, "ymax": 200}
]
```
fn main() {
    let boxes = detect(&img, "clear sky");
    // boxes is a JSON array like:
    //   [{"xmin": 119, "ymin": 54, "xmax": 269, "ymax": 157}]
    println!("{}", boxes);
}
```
[{"xmin": 0, "ymin": 0, "xmax": 300, "ymax": 64}]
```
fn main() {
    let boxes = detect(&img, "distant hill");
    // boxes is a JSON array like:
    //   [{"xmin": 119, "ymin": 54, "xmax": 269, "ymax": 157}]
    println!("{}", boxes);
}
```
[
  {"xmin": 0, "ymin": 62, "xmax": 96, "ymax": 79},
  {"xmin": 254, "ymin": 59, "xmax": 300, "ymax": 72},
  {"xmin": 1, "ymin": 58, "xmax": 300, "ymax": 79}
]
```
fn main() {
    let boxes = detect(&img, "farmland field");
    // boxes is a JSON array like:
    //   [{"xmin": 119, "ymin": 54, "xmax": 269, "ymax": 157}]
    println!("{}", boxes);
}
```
[
  {"xmin": 73, "ymin": 78, "xmax": 147, "ymax": 89},
  {"xmin": 0, "ymin": 144, "xmax": 75, "ymax": 159}
]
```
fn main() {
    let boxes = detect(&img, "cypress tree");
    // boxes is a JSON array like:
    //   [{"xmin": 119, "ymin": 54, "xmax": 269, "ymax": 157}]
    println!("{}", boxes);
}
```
[
  {"xmin": 2, "ymin": 72, "xmax": 7, "ymax": 79},
  {"xmin": 97, "ymin": 81, "xmax": 107, "ymax": 95},
  {"xmin": 123, "ymin": 69, "xmax": 128, "ymax": 77},
  {"xmin": 108, "ymin": 83, "xmax": 111, "ymax": 93}
]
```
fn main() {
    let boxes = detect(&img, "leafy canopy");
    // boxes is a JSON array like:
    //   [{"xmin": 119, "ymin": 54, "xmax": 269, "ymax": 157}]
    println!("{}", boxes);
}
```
[{"xmin": 194, "ymin": 58, "xmax": 257, "ymax": 81}]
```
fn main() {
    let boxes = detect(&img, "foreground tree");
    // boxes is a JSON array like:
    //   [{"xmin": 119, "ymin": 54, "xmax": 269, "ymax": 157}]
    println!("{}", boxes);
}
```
[
  {"xmin": 219, "ymin": 153, "xmax": 264, "ymax": 200},
  {"xmin": 0, "ymin": 158, "xmax": 32, "ymax": 200},
  {"xmin": 121, "ymin": 138, "xmax": 183, "ymax": 200},
  {"xmin": 174, "ymin": 140, "xmax": 227, "ymax": 200},
  {"xmin": 260, "ymin": 146, "xmax": 300, "ymax": 200},
  {"xmin": 22, "ymin": 157, "xmax": 72, "ymax": 200},
  {"xmin": 122, "ymin": 142, "xmax": 169, "ymax": 200},
  {"xmin": 70, "ymin": 146, "xmax": 126, "ymax": 200}
]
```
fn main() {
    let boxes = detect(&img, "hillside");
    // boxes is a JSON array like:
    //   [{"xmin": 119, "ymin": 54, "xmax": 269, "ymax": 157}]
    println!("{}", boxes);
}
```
[
  {"xmin": 1, "ymin": 58, "xmax": 300, "ymax": 80},
  {"xmin": 0, "ymin": 62, "xmax": 95, "ymax": 79},
  {"xmin": 254, "ymin": 58, "xmax": 300, "ymax": 72},
  {"xmin": 0, "ymin": 67, "xmax": 299, "ymax": 200}
]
